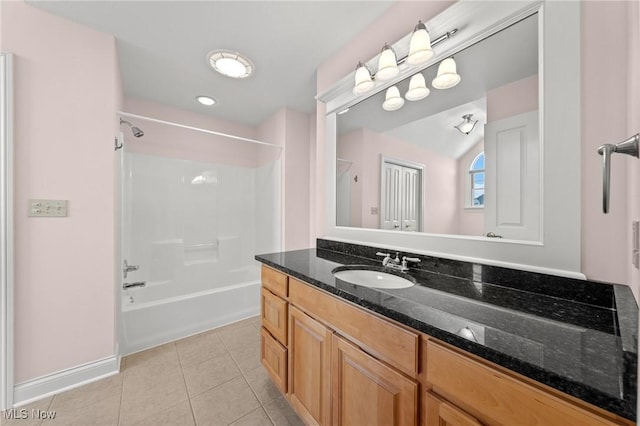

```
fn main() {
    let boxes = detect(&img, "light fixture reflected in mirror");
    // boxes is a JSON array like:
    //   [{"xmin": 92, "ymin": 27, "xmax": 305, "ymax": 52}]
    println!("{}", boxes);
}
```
[
  {"xmin": 432, "ymin": 57, "xmax": 461, "ymax": 89},
  {"xmin": 454, "ymin": 114, "xmax": 478, "ymax": 135},
  {"xmin": 407, "ymin": 21, "xmax": 433, "ymax": 65},
  {"xmin": 376, "ymin": 43, "xmax": 399, "ymax": 81},
  {"xmin": 353, "ymin": 61, "xmax": 375, "ymax": 95},
  {"xmin": 382, "ymin": 86, "xmax": 404, "ymax": 111},
  {"xmin": 405, "ymin": 73, "xmax": 430, "ymax": 101}
]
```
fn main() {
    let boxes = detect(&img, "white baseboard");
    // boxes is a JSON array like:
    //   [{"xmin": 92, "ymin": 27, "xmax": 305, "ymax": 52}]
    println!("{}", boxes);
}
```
[{"xmin": 13, "ymin": 355, "xmax": 120, "ymax": 407}]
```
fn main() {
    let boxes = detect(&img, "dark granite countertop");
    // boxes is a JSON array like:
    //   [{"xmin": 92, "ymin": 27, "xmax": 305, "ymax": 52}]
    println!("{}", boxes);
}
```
[{"xmin": 255, "ymin": 239, "xmax": 638, "ymax": 421}]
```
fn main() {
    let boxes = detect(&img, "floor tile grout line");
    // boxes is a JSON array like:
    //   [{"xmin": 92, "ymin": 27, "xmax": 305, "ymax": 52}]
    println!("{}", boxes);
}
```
[
  {"xmin": 222, "ymin": 334, "xmax": 275, "ymax": 426},
  {"xmin": 176, "ymin": 341, "xmax": 200, "ymax": 426},
  {"xmin": 117, "ymin": 362, "xmax": 126, "ymax": 426}
]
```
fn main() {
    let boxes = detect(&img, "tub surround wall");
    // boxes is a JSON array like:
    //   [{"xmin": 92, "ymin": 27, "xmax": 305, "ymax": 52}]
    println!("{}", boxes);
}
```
[{"xmin": 1, "ymin": 1, "xmax": 120, "ymax": 385}]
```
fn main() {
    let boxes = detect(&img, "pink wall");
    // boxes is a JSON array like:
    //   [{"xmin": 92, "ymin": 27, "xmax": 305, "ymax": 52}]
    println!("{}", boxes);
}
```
[
  {"xmin": 123, "ymin": 98, "xmax": 262, "ymax": 168},
  {"xmin": 1, "ymin": 2, "xmax": 120, "ymax": 382},
  {"xmin": 337, "ymin": 129, "xmax": 364, "ymax": 227},
  {"xmin": 337, "ymin": 128, "xmax": 458, "ymax": 234},
  {"xmin": 486, "ymin": 75, "xmax": 538, "ymax": 122},
  {"xmin": 581, "ymin": 2, "xmax": 629, "ymax": 285},
  {"xmin": 257, "ymin": 107, "xmax": 312, "ymax": 251}
]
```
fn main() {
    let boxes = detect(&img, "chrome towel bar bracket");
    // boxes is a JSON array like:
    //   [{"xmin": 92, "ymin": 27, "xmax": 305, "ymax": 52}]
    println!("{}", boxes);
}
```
[{"xmin": 597, "ymin": 133, "xmax": 639, "ymax": 214}]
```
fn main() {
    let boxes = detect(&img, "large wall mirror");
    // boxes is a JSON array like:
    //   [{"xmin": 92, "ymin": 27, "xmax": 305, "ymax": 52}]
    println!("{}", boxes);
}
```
[
  {"xmin": 320, "ymin": 1, "xmax": 582, "ymax": 276},
  {"xmin": 336, "ymin": 13, "xmax": 540, "ymax": 241}
]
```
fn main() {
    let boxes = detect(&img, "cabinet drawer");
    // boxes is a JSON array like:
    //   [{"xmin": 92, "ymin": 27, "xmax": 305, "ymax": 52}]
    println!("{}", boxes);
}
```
[
  {"xmin": 426, "ymin": 341, "xmax": 624, "ymax": 426},
  {"xmin": 260, "ymin": 327, "xmax": 287, "ymax": 394},
  {"xmin": 289, "ymin": 277, "xmax": 418, "ymax": 377},
  {"xmin": 261, "ymin": 288, "xmax": 288, "ymax": 345},
  {"xmin": 261, "ymin": 265, "xmax": 288, "ymax": 298}
]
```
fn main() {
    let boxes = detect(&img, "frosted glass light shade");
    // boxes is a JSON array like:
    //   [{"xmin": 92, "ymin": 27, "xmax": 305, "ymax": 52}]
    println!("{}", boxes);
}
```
[
  {"xmin": 376, "ymin": 43, "xmax": 399, "ymax": 81},
  {"xmin": 432, "ymin": 57, "xmax": 461, "ymax": 89},
  {"xmin": 382, "ymin": 86, "xmax": 404, "ymax": 111},
  {"xmin": 353, "ymin": 62, "xmax": 375, "ymax": 95},
  {"xmin": 407, "ymin": 21, "xmax": 433, "ymax": 66},
  {"xmin": 405, "ymin": 73, "xmax": 430, "ymax": 101}
]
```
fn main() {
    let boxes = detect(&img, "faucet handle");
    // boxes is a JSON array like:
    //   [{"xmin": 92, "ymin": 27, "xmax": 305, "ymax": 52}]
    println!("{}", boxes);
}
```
[
  {"xmin": 403, "ymin": 256, "xmax": 421, "ymax": 264},
  {"xmin": 376, "ymin": 252, "xmax": 390, "ymax": 258}
]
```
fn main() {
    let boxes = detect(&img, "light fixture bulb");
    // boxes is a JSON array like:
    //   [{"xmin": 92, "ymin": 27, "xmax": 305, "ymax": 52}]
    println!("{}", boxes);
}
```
[
  {"xmin": 382, "ymin": 86, "xmax": 404, "ymax": 111},
  {"xmin": 353, "ymin": 61, "xmax": 375, "ymax": 95},
  {"xmin": 405, "ymin": 73, "xmax": 430, "ymax": 101},
  {"xmin": 407, "ymin": 21, "xmax": 434, "ymax": 66},
  {"xmin": 432, "ymin": 57, "xmax": 461, "ymax": 89},
  {"xmin": 376, "ymin": 43, "xmax": 399, "ymax": 81},
  {"xmin": 196, "ymin": 95, "xmax": 216, "ymax": 106},
  {"xmin": 454, "ymin": 114, "xmax": 478, "ymax": 135}
]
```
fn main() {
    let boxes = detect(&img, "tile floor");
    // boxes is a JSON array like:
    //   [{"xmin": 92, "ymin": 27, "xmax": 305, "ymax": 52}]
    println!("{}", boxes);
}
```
[{"xmin": 3, "ymin": 316, "xmax": 303, "ymax": 426}]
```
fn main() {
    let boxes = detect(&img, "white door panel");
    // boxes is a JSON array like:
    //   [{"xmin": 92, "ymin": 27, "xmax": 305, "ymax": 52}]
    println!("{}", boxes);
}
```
[
  {"xmin": 484, "ymin": 111, "xmax": 540, "ymax": 240},
  {"xmin": 381, "ymin": 158, "xmax": 422, "ymax": 232}
]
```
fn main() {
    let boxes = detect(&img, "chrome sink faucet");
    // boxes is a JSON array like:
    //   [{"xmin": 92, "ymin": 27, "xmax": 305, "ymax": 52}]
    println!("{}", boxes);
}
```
[{"xmin": 376, "ymin": 252, "xmax": 421, "ymax": 272}]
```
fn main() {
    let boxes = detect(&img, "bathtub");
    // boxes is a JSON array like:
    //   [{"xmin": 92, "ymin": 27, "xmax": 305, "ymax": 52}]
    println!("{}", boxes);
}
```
[{"xmin": 120, "ymin": 277, "xmax": 260, "ymax": 355}]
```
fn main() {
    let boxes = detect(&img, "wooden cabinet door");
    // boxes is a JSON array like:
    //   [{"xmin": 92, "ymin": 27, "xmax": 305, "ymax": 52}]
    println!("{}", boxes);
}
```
[
  {"xmin": 261, "ymin": 288, "xmax": 287, "ymax": 345},
  {"xmin": 260, "ymin": 327, "xmax": 287, "ymax": 394},
  {"xmin": 288, "ymin": 306, "xmax": 332, "ymax": 426},
  {"xmin": 332, "ymin": 334, "xmax": 418, "ymax": 426},
  {"xmin": 425, "ymin": 391, "xmax": 482, "ymax": 426}
]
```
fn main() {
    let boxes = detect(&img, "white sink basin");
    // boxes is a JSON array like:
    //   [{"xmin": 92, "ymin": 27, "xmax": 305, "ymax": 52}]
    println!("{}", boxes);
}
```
[{"xmin": 332, "ymin": 269, "xmax": 415, "ymax": 289}]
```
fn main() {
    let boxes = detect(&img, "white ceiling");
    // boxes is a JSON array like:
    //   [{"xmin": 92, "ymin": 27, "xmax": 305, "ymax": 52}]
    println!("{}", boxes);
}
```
[{"xmin": 27, "ymin": 0, "xmax": 394, "ymax": 126}]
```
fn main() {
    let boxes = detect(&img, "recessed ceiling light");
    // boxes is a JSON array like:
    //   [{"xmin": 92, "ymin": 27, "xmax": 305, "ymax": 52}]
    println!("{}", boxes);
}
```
[
  {"xmin": 196, "ymin": 95, "xmax": 216, "ymax": 106},
  {"xmin": 207, "ymin": 50, "xmax": 254, "ymax": 79}
]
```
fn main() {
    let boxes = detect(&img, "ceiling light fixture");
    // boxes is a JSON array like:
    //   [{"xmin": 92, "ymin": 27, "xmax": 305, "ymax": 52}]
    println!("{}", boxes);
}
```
[
  {"xmin": 376, "ymin": 43, "xmax": 399, "ymax": 81},
  {"xmin": 432, "ymin": 57, "xmax": 461, "ymax": 89},
  {"xmin": 353, "ymin": 62, "xmax": 375, "ymax": 95},
  {"xmin": 382, "ymin": 86, "xmax": 404, "ymax": 111},
  {"xmin": 405, "ymin": 73, "xmax": 430, "ymax": 101},
  {"xmin": 196, "ymin": 95, "xmax": 216, "ymax": 106},
  {"xmin": 454, "ymin": 114, "xmax": 478, "ymax": 135},
  {"xmin": 407, "ymin": 21, "xmax": 433, "ymax": 65},
  {"xmin": 207, "ymin": 50, "xmax": 254, "ymax": 79}
]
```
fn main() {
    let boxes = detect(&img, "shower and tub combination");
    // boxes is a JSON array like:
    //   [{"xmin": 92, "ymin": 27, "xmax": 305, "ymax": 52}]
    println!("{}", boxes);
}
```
[{"xmin": 116, "ymin": 113, "xmax": 282, "ymax": 354}]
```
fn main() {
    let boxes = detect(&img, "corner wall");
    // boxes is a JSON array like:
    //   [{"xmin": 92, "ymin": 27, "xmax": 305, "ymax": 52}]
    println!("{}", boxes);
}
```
[{"xmin": 1, "ymin": 2, "xmax": 119, "ymax": 383}]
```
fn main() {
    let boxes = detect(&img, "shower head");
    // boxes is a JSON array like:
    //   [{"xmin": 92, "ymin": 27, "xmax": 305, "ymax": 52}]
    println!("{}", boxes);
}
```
[
  {"xmin": 131, "ymin": 126, "xmax": 144, "ymax": 138},
  {"xmin": 120, "ymin": 118, "xmax": 144, "ymax": 138}
]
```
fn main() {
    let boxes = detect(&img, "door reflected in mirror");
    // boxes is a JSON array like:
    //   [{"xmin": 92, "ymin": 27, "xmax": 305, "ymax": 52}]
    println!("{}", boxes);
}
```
[{"xmin": 336, "ymin": 12, "xmax": 540, "ymax": 241}]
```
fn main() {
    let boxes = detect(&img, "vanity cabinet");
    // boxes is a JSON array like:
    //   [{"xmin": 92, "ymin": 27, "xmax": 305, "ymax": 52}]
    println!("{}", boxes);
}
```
[{"xmin": 259, "ymin": 265, "xmax": 633, "ymax": 426}]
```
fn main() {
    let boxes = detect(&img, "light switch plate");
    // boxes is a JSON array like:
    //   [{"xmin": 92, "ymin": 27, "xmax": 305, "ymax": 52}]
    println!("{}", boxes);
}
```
[{"xmin": 28, "ymin": 199, "xmax": 68, "ymax": 217}]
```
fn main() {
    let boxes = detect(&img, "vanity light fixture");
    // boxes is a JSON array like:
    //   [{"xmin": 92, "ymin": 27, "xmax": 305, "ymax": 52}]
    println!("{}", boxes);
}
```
[
  {"xmin": 376, "ymin": 43, "xmax": 399, "ymax": 81},
  {"xmin": 207, "ymin": 50, "xmax": 254, "ymax": 79},
  {"xmin": 382, "ymin": 86, "xmax": 404, "ymax": 111},
  {"xmin": 353, "ymin": 62, "xmax": 375, "ymax": 95},
  {"xmin": 196, "ymin": 95, "xmax": 216, "ymax": 106},
  {"xmin": 405, "ymin": 72, "xmax": 430, "ymax": 101},
  {"xmin": 454, "ymin": 114, "xmax": 478, "ymax": 135},
  {"xmin": 432, "ymin": 57, "xmax": 461, "ymax": 89},
  {"xmin": 407, "ymin": 21, "xmax": 433, "ymax": 65}
]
